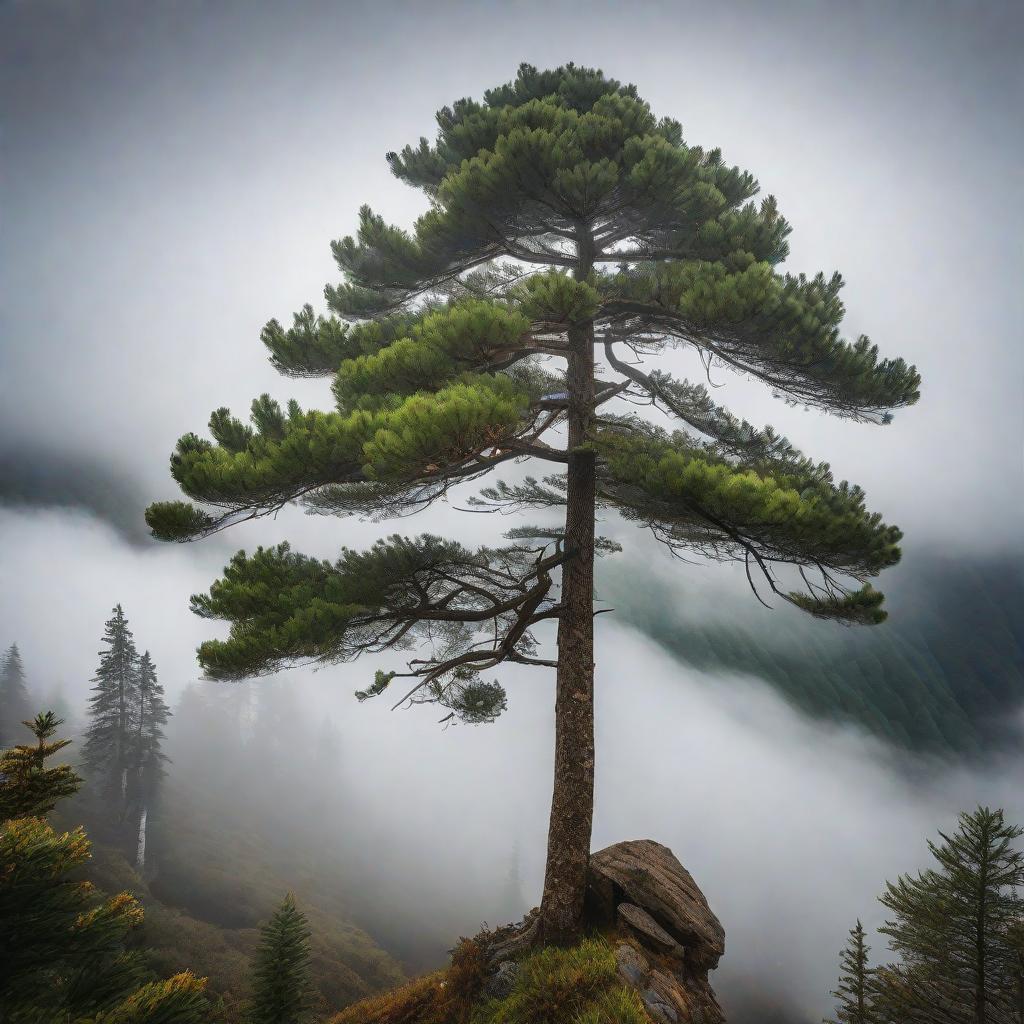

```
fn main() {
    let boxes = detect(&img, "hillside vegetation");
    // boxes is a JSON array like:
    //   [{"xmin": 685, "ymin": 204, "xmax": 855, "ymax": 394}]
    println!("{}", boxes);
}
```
[
  {"xmin": 330, "ymin": 936, "xmax": 652, "ymax": 1024},
  {"xmin": 62, "ymin": 776, "xmax": 406, "ymax": 1022},
  {"xmin": 611, "ymin": 553, "xmax": 1024, "ymax": 754}
]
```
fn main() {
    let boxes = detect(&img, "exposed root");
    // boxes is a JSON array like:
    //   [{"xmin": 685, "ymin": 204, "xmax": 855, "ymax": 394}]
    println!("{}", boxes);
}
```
[{"xmin": 485, "ymin": 910, "xmax": 541, "ymax": 964}]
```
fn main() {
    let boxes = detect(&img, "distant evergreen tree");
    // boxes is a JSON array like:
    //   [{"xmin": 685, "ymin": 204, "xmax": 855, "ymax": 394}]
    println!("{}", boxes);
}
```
[
  {"xmin": 495, "ymin": 842, "xmax": 528, "ymax": 925},
  {"xmin": 0, "ymin": 711, "xmax": 82, "ymax": 820},
  {"xmin": 0, "ymin": 642, "xmax": 32, "ymax": 748},
  {"xmin": 249, "ymin": 893, "xmax": 313, "ymax": 1024},
  {"xmin": 826, "ymin": 920, "xmax": 878, "ymax": 1024},
  {"xmin": 0, "ymin": 713, "xmax": 209, "ymax": 1021},
  {"xmin": 134, "ymin": 651, "xmax": 172, "ymax": 780},
  {"xmin": 874, "ymin": 807, "xmax": 1024, "ymax": 1024},
  {"xmin": 82, "ymin": 605, "xmax": 140, "ymax": 808},
  {"xmin": 129, "ymin": 651, "xmax": 171, "ymax": 868},
  {"xmin": 40, "ymin": 683, "xmax": 77, "ymax": 733}
]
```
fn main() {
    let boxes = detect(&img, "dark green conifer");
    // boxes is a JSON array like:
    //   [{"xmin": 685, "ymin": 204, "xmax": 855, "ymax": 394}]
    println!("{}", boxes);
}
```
[
  {"xmin": 875, "ymin": 807, "xmax": 1024, "ymax": 1024},
  {"xmin": 82, "ymin": 605, "xmax": 140, "ymax": 807},
  {"xmin": 129, "ymin": 651, "xmax": 171, "ymax": 868},
  {"xmin": 0, "ymin": 642, "xmax": 33, "ymax": 748},
  {"xmin": 132, "ymin": 651, "xmax": 171, "ymax": 793},
  {"xmin": 0, "ymin": 715, "xmax": 209, "ymax": 1021},
  {"xmin": 0, "ymin": 711, "xmax": 82, "ymax": 820},
  {"xmin": 249, "ymin": 893, "xmax": 313, "ymax": 1024},
  {"xmin": 826, "ymin": 920, "xmax": 877, "ymax": 1024},
  {"xmin": 147, "ymin": 63, "xmax": 920, "ymax": 941}
]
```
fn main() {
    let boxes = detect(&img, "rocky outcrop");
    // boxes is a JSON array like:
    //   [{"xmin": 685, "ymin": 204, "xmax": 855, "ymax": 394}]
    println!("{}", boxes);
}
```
[{"xmin": 586, "ymin": 839, "xmax": 726, "ymax": 1024}]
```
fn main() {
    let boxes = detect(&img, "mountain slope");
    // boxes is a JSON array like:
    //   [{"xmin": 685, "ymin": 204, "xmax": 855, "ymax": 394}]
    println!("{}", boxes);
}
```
[{"xmin": 606, "ymin": 550, "xmax": 1024, "ymax": 755}]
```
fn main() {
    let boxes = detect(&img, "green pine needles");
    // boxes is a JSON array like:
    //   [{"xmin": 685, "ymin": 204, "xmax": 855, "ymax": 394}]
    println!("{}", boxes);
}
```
[
  {"xmin": 147, "ymin": 63, "xmax": 919, "ymax": 940},
  {"xmin": 877, "ymin": 807, "xmax": 1024, "ymax": 1023},
  {"xmin": 249, "ymin": 893, "xmax": 314, "ymax": 1024},
  {"xmin": 0, "ymin": 716, "xmax": 209, "ymax": 1022},
  {"xmin": 0, "ymin": 711, "xmax": 82, "ymax": 820},
  {"xmin": 82, "ymin": 606, "xmax": 172, "ymax": 831},
  {"xmin": 826, "ymin": 920, "xmax": 877, "ymax": 1024},
  {"xmin": 828, "ymin": 807, "xmax": 1024, "ymax": 1024}
]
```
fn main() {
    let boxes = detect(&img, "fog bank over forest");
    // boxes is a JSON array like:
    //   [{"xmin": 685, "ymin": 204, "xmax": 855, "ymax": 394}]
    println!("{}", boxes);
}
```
[{"xmin": 4, "ymin": 509, "xmax": 1023, "ymax": 1019}]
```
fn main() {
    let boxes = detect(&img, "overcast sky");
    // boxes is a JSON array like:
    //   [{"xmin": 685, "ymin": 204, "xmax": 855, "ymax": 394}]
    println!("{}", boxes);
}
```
[{"xmin": 2, "ymin": 1, "xmax": 1023, "ymax": 1018}]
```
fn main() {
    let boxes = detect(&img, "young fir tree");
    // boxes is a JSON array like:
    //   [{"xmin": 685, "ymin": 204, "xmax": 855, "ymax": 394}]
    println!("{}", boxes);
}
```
[
  {"xmin": 0, "ymin": 714, "xmax": 209, "ymax": 1022},
  {"xmin": 0, "ymin": 642, "xmax": 33, "ymax": 748},
  {"xmin": 875, "ymin": 807, "xmax": 1024, "ymax": 1024},
  {"xmin": 146, "ymin": 63, "xmax": 920, "ymax": 942},
  {"xmin": 0, "ymin": 711, "xmax": 82, "ymax": 820},
  {"xmin": 249, "ymin": 893, "xmax": 313, "ymax": 1024},
  {"xmin": 827, "ymin": 920, "xmax": 877, "ymax": 1024},
  {"xmin": 82, "ymin": 604, "xmax": 140, "ymax": 807}
]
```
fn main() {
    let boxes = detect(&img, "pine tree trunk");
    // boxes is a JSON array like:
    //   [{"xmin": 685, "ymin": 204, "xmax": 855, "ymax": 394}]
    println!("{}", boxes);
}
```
[{"xmin": 539, "ymin": 232, "xmax": 597, "ymax": 944}]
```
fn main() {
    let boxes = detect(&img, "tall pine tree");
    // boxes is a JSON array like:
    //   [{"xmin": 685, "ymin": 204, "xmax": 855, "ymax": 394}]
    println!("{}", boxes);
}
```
[
  {"xmin": 146, "ymin": 63, "xmax": 920, "ymax": 941},
  {"xmin": 82, "ymin": 604, "xmax": 140, "ymax": 810},
  {"xmin": 249, "ymin": 893, "xmax": 313, "ymax": 1024},
  {"xmin": 134, "ymin": 652, "xmax": 172, "ymax": 781},
  {"xmin": 0, "ymin": 642, "xmax": 33, "ymax": 749},
  {"xmin": 128, "ymin": 650, "xmax": 171, "ymax": 868},
  {"xmin": 875, "ymin": 807, "xmax": 1024, "ymax": 1024},
  {"xmin": 827, "ymin": 920, "xmax": 878, "ymax": 1024}
]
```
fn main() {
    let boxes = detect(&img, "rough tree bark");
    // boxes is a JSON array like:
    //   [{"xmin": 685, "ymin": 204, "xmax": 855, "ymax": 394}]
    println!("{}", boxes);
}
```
[{"xmin": 539, "ymin": 230, "xmax": 597, "ymax": 943}]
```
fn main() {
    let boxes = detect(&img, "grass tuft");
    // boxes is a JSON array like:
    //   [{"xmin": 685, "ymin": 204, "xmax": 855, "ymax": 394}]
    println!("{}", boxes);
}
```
[{"xmin": 332, "ymin": 935, "xmax": 652, "ymax": 1024}]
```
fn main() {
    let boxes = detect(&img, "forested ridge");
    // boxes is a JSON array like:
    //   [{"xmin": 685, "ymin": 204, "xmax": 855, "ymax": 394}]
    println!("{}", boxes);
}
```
[
  {"xmin": 1, "ymin": 613, "xmax": 406, "ymax": 1022},
  {"xmin": 611, "ymin": 551, "xmax": 1024, "ymax": 754}
]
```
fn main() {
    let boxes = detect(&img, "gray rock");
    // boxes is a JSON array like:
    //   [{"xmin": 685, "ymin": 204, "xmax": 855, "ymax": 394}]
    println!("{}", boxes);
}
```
[
  {"xmin": 483, "ymin": 960, "xmax": 520, "ymax": 1000},
  {"xmin": 618, "ymin": 902, "xmax": 684, "ymax": 956},
  {"xmin": 614, "ymin": 942, "xmax": 650, "ymax": 987},
  {"xmin": 588, "ymin": 839, "xmax": 725, "ymax": 969},
  {"xmin": 586, "ymin": 839, "xmax": 726, "ymax": 1024},
  {"xmin": 640, "ymin": 984, "xmax": 680, "ymax": 1024}
]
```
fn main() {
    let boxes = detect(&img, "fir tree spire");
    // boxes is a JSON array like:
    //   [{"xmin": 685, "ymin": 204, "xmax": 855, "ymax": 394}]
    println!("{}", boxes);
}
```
[
  {"xmin": 0, "ymin": 642, "xmax": 33, "ymax": 749},
  {"xmin": 249, "ymin": 893, "xmax": 313, "ymax": 1024},
  {"xmin": 133, "ymin": 650, "xmax": 171, "ymax": 788},
  {"xmin": 82, "ymin": 605, "xmax": 140, "ymax": 805},
  {"xmin": 0, "ymin": 714, "xmax": 209, "ymax": 1021},
  {"xmin": 826, "ymin": 920, "xmax": 877, "ymax": 1024},
  {"xmin": 875, "ymin": 806, "xmax": 1024, "ymax": 1024},
  {"xmin": 0, "ymin": 711, "xmax": 82, "ymax": 820}
]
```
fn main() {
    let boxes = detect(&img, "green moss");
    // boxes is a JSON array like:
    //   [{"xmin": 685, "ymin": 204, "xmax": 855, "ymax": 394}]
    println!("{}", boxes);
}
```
[
  {"xmin": 332, "ymin": 937, "xmax": 651, "ymax": 1024},
  {"xmin": 471, "ymin": 938, "xmax": 646, "ymax": 1024}
]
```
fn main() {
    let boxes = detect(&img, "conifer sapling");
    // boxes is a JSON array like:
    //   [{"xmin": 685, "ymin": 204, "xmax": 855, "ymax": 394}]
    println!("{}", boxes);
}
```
[
  {"xmin": 249, "ymin": 892, "xmax": 314, "ymax": 1024},
  {"xmin": 826, "ymin": 920, "xmax": 877, "ymax": 1024}
]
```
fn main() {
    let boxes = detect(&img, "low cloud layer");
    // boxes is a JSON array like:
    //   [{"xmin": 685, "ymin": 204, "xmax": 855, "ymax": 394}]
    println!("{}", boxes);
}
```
[
  {"xmin": 2, "ymin": 0, "xmax": 1022, "ymax": 554},
  {"xmin": 4, "ymin": 508, "xmax": 1022, "ymax": 1020}
]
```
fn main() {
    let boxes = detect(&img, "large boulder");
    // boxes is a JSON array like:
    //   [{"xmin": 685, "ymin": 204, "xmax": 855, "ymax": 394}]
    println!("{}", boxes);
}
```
[{"xmin": 587, "ymin": 839, "xmax": 726, "ymax": 1024}]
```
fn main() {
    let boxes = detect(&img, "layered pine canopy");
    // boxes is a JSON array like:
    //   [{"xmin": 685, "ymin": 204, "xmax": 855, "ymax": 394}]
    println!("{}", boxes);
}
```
[{"xmin": 147, "ymin": 63, "xmax": 919, "ymax": 718}]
